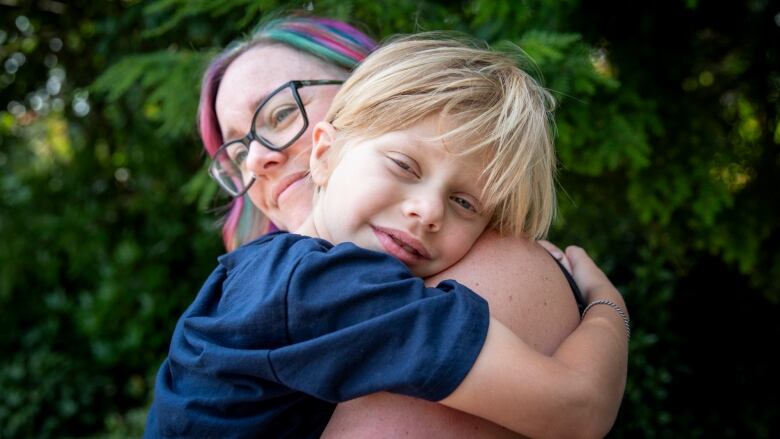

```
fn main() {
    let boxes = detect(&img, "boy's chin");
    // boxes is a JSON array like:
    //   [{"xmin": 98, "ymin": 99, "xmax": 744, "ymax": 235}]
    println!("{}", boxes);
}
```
[{"xmin": 408, "ymin": 264, "xmax": 438, "ymax": 279}]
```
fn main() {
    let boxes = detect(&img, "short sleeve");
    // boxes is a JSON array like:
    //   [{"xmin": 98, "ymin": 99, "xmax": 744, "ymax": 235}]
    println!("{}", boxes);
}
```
[{"xmin": 269, "ymin": 241, "xmax": 490, "ymax": 403}]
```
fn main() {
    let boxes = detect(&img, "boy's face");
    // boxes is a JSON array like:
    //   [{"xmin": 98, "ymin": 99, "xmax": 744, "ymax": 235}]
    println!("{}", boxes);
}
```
[{"xmin": 310, "ymin": 116, "xmax": 491, "ymax": 278}]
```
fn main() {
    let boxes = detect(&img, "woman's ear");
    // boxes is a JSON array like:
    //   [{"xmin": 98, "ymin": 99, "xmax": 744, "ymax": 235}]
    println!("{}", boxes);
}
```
[{"xmin": 310, "ymin": 121, "xmax": 337, "ymax": 187}]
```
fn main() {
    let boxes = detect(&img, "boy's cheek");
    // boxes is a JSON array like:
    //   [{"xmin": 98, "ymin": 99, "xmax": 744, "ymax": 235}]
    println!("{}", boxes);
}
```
[{"xmin": 444, "ymin": 227, "xmax": 488, "ymax": 265}]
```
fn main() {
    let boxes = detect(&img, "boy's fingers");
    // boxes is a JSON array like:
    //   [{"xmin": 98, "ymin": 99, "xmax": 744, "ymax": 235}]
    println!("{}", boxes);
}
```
[
  {"xmin": 564, "ymin": 246, "xmax": 604, "ymax": 289},
  {"xmin": 538, "ymin": 240, "xmax": 564, "ymax": 260},
  {"xmin": 538, "ymin": 240, "xmax": 573, "ymax": 276},
  {"xmin": 564, "ymin": 245, "xmax": 584, "ymax": 255},
  {"xmin": 564, "ymin": 246, "xmax": 621, "ymax": 301},
  {"xmin": 564, "ymin": 246, "xmax": 590, "ymax": 267}
]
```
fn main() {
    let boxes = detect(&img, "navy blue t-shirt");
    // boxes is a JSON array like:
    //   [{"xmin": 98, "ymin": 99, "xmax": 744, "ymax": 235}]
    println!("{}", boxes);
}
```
[{"xmin": 145, "ymin": 232, "xmax": 490, "ymax": 438}]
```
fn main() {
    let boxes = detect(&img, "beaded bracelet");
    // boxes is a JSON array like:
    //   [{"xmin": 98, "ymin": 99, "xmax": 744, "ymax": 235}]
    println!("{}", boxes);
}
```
[{"xmin": 582, "ymin": 299, "xmax": 631, "ymax": 341}]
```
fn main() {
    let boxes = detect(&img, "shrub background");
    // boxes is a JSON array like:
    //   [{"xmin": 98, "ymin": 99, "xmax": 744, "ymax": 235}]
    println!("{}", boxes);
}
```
[{"xmin": 1, "ymin": 0, "xmax": 777, "ymax": 437}]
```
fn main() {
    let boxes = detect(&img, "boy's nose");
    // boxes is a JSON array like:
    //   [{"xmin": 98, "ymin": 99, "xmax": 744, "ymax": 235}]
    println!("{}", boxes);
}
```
[
  {"xmin": 245, "ymin": 140, "xmax": 288, "ymax": 176},
  {"xmin": 403, "ymin": 194, "xmax": 444, "ymax": 233}
]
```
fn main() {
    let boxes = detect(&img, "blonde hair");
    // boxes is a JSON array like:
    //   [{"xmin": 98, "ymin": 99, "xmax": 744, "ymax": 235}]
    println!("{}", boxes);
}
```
[{"xmin": 326, "ymin": 33, "xmax": 557, "ymax": 238}]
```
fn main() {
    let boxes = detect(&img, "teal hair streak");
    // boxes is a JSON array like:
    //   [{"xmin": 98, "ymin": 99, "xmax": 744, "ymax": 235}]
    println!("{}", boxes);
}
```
[{"xmin": 263, "ymin": 30, "xmax": 359, "ymax": 69}]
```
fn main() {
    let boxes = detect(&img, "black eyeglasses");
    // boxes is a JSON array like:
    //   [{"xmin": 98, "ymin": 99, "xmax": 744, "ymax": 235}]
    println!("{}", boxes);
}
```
[{"xmin": 209, "ymin": 80, "xmax": 343, "ymax": 197}]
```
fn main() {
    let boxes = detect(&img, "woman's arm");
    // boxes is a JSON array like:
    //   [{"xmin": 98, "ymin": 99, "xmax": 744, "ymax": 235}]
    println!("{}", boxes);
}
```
[{"xmin": 322, "ymin": 231, "xmax": 590, "ymax": 439}]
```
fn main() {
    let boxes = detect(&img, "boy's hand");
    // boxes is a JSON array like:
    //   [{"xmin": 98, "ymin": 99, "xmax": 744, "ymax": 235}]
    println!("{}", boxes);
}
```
[
  {"xmin": 539, "ymin": 241, "xmax": 626, "ymax": 313},
  {"xmin": 537, "ymin": 240, "xmax": 572, "ymax": 274},
  {"xmin": 541, "ymin": 242, "xmax": 625, "ymax": 307},
  {"xmin": 565, "ymin": 246, "xmax": 627, "ymax": 314}
]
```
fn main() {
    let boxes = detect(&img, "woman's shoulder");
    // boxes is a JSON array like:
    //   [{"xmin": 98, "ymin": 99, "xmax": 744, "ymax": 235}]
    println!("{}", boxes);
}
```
[{"xmin": 429, "ymin": 230, "xmax": 581, "ymax": 355}]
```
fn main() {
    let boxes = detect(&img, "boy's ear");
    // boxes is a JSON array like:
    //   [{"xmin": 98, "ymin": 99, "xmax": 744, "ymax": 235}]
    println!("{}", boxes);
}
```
[{"xmin": 310, "ymin": 121, "xmax": 337, "ymax": 187}]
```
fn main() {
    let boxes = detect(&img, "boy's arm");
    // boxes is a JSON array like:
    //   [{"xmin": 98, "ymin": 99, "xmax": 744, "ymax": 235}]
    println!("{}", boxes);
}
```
[
  {"xmin": 281, "ymin": 239, "xmax": 626, "ymax": 437},
  {"xmin": 323, "ymin": 233, "xmax": 582, "ymax": 439},
  {"xmin": 439, "ymin": 246, "xmax": 628, "ymax": 439}
]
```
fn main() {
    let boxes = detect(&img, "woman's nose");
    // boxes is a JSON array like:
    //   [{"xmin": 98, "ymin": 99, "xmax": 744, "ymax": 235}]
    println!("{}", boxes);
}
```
[
  {"xmin": 403, "ymin": 193, "xmax": 444, "ymax": 233},
  {"xmin": 245, "ymin": 140, "xmax": 288, "ymax": 176}
]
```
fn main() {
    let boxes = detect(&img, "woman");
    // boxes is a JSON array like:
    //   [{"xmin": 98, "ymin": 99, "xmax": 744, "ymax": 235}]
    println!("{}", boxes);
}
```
[{"xmin": 199, "ymin": 16, "xmax": 627, "ymax": 437}]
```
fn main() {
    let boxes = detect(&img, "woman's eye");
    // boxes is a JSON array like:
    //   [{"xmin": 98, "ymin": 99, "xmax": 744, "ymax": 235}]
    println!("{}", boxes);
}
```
[
  {"xmin": 227, "ymin": 145, "xmax": 248, "ymax": 165},
  {"xmin": 232, "ymin": 150, "xmax": 248, "ymax": 165},
  {"xmin": 451, "ymin": 196, "xmax": 476, "ymax": 213},
  {"xmin": 269, "ymin": 106, "xmax": 297, "ymax": 128}
]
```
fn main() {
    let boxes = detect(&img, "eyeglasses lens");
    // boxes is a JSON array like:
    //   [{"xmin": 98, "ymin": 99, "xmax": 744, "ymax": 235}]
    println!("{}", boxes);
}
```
[
  {"xmin": 212, "ymin": 141, "xmax": 253, "ymax": 196},
  {"xmin": 253, "ymin": 86, "xmax": 306, "ymax": 150},
  {"xmin": 210, "ymin": 82, "xmax": 318, "ymax": 197}
]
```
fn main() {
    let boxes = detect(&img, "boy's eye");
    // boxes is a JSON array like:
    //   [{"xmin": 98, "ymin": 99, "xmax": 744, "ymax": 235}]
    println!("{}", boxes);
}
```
[
  {"xmin": 392, "ymin": 158, "xmax": 411, "ymax": 171},
  {"xmin": 389, "ymin": 156, "xmax": 420, "ymax": 178},
  {"xmin": 450, "ymin": 195, "xmax": 477, "ymax": 213}
]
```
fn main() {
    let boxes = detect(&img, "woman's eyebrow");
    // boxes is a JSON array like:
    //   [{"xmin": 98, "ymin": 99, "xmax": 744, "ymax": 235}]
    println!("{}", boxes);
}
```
[
  {"xmin": 223, "ymin": 127, "xmax": 242, "ymax": 141},
  {"xmin": 247, "ymin": 93, "xmax": 268, "ymax": 114},
  {"xmin": 219, "ymin": 98, "xmax": 268, "ymax": 141}
]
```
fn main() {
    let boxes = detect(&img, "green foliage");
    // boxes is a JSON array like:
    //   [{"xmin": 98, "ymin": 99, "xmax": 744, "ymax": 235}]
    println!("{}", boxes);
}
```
[
  {"xmin": 91, "ymin": 50, "xmax": 209, "ymax": 137},
  {"xmin": 0, "ymin": 0, "xmax": 777, "ymax": 437},
  {"xmin": 140, "ymin": 0, "xmax": 284, "ymax": 38}
]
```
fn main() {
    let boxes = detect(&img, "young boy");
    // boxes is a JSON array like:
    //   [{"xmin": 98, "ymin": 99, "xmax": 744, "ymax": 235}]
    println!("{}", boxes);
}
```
[{"xmin": 146, "ymin": 35, "xmax": 629, "ymax": 438}]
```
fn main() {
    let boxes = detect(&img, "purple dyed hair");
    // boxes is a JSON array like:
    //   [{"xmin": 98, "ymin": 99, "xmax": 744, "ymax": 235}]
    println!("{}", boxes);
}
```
[{"xmin": 198, "ymin": 16, "xmax": 377, "ymax": 251}]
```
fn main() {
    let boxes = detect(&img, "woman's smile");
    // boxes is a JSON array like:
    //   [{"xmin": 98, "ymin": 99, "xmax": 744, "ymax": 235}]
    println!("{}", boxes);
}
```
[{"xmin": 273, "ymin": 171, "xmax": 310, "ymax": 206}]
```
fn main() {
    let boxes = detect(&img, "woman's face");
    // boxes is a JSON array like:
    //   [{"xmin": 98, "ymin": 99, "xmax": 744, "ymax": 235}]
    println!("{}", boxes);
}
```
[{"xmin": 215, "ymin": 45, "xmax": 344, "ymax": 231}]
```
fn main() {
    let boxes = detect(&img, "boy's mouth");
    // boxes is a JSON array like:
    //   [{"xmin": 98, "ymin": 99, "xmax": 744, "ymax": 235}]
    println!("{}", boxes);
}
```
[{"xmin": 371, "ymin": 226, "xmax": 431, "ymax": 265}]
